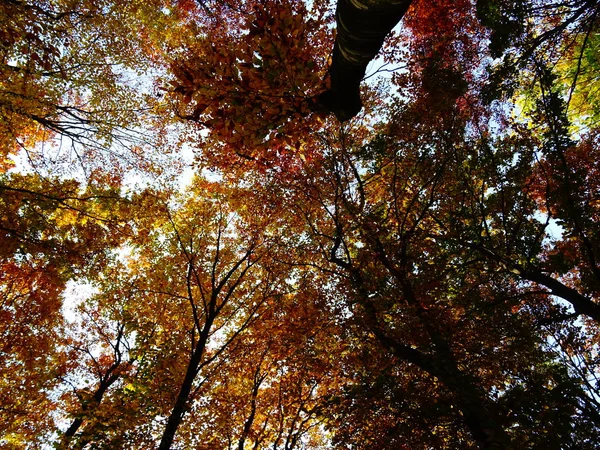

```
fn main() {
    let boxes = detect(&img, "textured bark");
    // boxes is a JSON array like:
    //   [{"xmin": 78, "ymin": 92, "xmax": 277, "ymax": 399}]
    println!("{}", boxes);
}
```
[{"xmin": 316, "ymin": 0, "xmax": 414, "ymax": 121}]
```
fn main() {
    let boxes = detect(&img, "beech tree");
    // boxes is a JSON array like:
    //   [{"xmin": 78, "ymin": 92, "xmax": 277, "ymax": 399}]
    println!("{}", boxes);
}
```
[
  {"xmin": 315, "ymin": 0, "xmax": 414, "ymax": 121},
  {"xmin": 2, "ymin": 0, "xmax": 600, "ymax": 449}
]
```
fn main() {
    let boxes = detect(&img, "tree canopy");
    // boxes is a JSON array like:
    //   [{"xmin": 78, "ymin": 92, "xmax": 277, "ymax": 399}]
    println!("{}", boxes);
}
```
[{"xmin": 2, "ymin": 0, "xmax": 600, "ymax": 449}]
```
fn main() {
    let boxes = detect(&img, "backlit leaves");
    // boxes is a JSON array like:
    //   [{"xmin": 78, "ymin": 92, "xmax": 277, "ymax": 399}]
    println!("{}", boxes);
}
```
[{"xmin": 2, "ymin": 0, "xmax": 600, "ymax": 449}]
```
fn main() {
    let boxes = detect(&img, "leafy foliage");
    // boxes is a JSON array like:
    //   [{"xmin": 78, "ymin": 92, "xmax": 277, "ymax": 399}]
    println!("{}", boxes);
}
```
[{"xmin": 2, "ymin": 0, "xmax": 600, "ymax": 449}]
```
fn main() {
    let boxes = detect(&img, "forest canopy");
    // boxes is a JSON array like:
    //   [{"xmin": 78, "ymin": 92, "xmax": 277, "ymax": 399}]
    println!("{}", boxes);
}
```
[{"xmin": 2, "ymin": 0, "xmax": 600, "ymax": 449}]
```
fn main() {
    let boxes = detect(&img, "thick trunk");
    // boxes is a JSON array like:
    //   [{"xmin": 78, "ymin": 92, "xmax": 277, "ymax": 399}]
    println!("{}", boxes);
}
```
[
  {"xmin": 344, "ymin": 255, "xmax": 511, "ymax": 448},
  {"xmin": 361, "ymin": 295, "xmax": 510, "ymax": 449},
  {"xmin": 425, "ymin": 338, "xmax": 510, "ymax": 449},
  {"xmin": 316, "ymin": 0, "xmax": 413, "ymax": 121}
]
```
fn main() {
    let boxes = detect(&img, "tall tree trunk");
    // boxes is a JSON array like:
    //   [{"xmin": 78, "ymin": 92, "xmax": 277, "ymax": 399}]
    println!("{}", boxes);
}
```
[
  {"xmin": 316, "ymin": 0, "xmax": 414, "ymax": 121},
  {"xmin": 59, "ymin": 344, "xmax": 128, "ymax": 449},
  {"xmin": 359, "ymin": 292, "xmax": 511, "ymax": 449},
  {"xmin": 158, "ymin": 318, "xmax": 213, "ymax": 450},
  {"xmin": 335, "ymin": 253, "xmax": 511, "ymax": 449}
]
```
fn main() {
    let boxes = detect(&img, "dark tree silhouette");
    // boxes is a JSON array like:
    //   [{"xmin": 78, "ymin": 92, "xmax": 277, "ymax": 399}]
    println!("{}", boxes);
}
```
[{"xmin": 316, "ymin": 0, "xmax": 414, "ymax": 121}]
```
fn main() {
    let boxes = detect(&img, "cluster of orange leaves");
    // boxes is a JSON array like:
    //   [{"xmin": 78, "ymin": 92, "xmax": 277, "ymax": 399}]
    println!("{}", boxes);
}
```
[{"xmin": 168, "ymin": 0, "xmax": 333, "ymax": 164}]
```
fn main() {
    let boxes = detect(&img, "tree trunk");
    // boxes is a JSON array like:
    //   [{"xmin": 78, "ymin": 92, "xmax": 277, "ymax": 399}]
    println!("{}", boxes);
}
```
[
  {"xmin": 360, "ymin": 294, "xmax": 511, "ymax": 449},
  {"xmin": 158, "ymin": 319, "xmax": 213, "ymax": 450},
  {"xmin": 316, "ymin": 0, "xmax": 414, "ymax": 121},
  {"xmin": 59, "ymin": 361, "xmax": 123, "ymax": 449},
  {"xmin": 343, "ymin": 258, "xmax": 511, "ymax": 448}
]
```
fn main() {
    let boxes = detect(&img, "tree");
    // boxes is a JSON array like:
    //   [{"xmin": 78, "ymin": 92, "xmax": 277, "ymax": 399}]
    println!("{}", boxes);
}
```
[
  {"xmin": 0, "ymin": 172, "xmax": 140, "ymax": 447},
  {"xmin": 2, "ymin": 0, "xmax": 600, "ymax": 449},
  {"xmin": 315, "ymin": 0, "xmax": 414, "ymax": 121}
]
